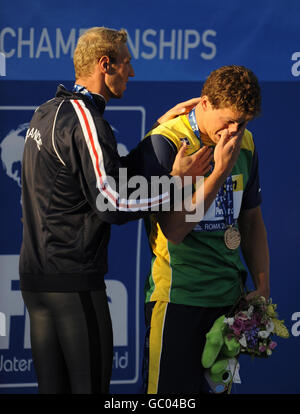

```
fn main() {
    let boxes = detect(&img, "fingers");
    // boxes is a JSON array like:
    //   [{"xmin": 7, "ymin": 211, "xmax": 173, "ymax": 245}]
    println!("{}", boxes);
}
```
[
  {"xmin": 192, "ymin": 146, "xmax": 213, "ymax": 163},
  {"xmin": 201, "ymin": 158, "xmax": 213, "ymax": 175},
  {"xmin": 227, "ymin": 134, "xmax": 243, "ymax": 157},
  {"xmin": 180, "ymin": 97, "xmax": 201, "ymax": 107},
  {"xmin": 156, "ymin": 97, "xmax": 201, "ymax": 125},
  {"xmin": 177, "ymin": 97, "xmax": 201, "ymax": 113},
  {"xmin": 170, "ymin": 97, "xmax": 201, "ymax": 116},
  {"xmin": 222, "ymin": 129, "xmax": 243, "ymax": 146},
  {"xmin": 177, "ymin": 141, "xmax": 187, "ymax": 157},
  {"xmin": 199, "ymin": 145, "xmax": 213, "ymax": 158},
  {"xmin": 218, "ymin": 129, "xmax": 230, "ymax": 146},
  {"xmin": 190, "ymin": 146, "xmax": 213, "ymax": 176},
  {"xmin": 245, "ymin": 290, "xmax": 260, "ymax": 301},
  {"xmin": 217, "ymin": 130, "xmax": 242, "ymax": 155}
]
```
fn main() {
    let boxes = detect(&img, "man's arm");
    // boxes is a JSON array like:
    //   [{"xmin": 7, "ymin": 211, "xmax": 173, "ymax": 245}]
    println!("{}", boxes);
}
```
[
  {"xmin": 62, "ymin": 99, "xmax": 209, "ymax": 226},
  {"xmin": 157, "ymin": 129, "xmax": 244, "ymax": 244},
  {"xmin": 238, "ymin": 206, "xmax": 270, "ymax": 300}
]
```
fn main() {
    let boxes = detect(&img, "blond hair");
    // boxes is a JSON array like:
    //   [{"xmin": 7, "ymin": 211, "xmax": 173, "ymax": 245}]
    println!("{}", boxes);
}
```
[
  {"xmin": 73, "ymin": 27, "xmax": 127, "ymax": 79},
  {"xmin": 202, "ymin": 65, "xmax": 261, "ymax": 118}
]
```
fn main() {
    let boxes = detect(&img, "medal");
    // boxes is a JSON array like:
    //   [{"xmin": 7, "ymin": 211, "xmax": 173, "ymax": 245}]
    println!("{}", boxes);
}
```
[{"xmin": 224, "ymin": 226, "xmax": 241, "ymax": 250}]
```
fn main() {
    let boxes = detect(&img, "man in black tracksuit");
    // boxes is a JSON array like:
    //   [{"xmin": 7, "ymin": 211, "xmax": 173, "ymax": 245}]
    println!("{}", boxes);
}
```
[{"xmin": 20, "ymin": 27, "xmax": 211, "ymax": 393}]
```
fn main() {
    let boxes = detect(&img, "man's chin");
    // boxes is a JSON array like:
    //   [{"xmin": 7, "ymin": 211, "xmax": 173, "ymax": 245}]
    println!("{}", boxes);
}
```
[{"xmin": 110, "ymin": 92, "xmax": 123, "ymax": 100}]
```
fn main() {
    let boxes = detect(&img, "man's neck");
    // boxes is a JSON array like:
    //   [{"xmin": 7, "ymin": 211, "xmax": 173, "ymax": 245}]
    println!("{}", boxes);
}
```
[{"xmin": 75, "ymin": 75, "xmax": 109, "ymax": 102}]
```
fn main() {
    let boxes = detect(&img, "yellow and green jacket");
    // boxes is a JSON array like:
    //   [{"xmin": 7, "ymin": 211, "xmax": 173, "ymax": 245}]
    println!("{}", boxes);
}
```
[{"xmin": 140, "ymin": 114, "xmax": 262, "ymax": 307}]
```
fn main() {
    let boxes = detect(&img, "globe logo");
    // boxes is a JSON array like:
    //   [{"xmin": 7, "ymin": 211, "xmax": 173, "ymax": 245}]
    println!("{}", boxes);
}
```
[
  {"xmin": 0, "ymin": 122, "xmax": 28, "ymax": 192},
  {"xmin": 0, "ymin": 122, "xmax": 128, "ymax": 204}
]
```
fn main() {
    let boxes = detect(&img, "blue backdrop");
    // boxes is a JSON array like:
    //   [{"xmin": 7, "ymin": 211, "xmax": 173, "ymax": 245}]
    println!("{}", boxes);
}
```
[{"xmin": 0, "ymin": 0, "xmax": 299, "ymax": 394}]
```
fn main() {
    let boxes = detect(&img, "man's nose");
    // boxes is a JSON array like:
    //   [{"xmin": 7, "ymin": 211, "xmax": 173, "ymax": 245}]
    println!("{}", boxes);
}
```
[{"xmin": 129, "ymin": 64, "xmax": 135, "ymax": 77}]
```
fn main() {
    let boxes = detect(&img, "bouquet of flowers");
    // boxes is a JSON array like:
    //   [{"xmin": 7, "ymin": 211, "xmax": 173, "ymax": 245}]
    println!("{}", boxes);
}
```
[
  {"xmin": 201, "ymin": 296, "xmax": 289, "ymax": 393},
  {"xmin": 224, "ymin": 296, "xmax": 289, "ymax": 358}
]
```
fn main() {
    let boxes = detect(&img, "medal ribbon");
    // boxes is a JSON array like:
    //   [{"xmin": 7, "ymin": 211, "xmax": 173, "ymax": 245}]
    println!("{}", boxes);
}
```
[
  {"xmin": 73, "ymin": 84, "xmax": 95, "ymax": 105},
  {"xmin": 216, "ymin": 177, "xmax": 234, "ymax": 227},
  {"xmin": 188, "ymin": 108, "xmax": 203, "ymax": 145},
  {"xmin": 188, "ymin": 108, "xmax": 235, "ymax": 228}
]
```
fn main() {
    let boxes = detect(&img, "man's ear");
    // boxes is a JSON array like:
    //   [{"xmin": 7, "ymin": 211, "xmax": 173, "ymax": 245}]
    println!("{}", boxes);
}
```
[
  {"xmin": 201, "ymin": 95, "xmax": 212, "ymax": 112},
  {"xmin": 98, "ymin": 55, "xmax": 110, "ymax": 74}
]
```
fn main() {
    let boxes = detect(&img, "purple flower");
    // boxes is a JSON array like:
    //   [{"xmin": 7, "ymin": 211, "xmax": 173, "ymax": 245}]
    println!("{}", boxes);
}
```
[
  {"xmin": 244, "ymin": 319, "xmax": 257, "ymax": 330},
  {"xmin": 245, "ymin": 326, "xmax": 259, "ymax": 349},
  {"xmin": 253, "ymin": 313, "xmax": 262, "ymax": 325},
  {"xmin": 232, "ymin": 318, "xmax": 244, "ymax": 335}
]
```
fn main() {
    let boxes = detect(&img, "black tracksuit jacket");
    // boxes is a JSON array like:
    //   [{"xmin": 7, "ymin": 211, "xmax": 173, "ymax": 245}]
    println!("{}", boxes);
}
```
[{"xmin": 19, "ymin": 85, "xmax": 171, "ymax": 292}]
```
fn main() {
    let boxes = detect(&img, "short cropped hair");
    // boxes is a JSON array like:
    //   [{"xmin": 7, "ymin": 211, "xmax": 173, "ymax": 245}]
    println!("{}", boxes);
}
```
[
  {"xmin": 201, "ymin": 65, "xmax": 261, "ymax": 118},
  {"xmin": 73, "ymin": 27, "xmax": 128, "ymax": 79}
]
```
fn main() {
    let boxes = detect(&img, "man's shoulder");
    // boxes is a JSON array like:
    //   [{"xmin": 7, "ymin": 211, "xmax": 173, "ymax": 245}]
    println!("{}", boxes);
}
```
[
  {"xmin": 144, "ymin": 115, "xmax": 198, "ymax": 154},
  {"xmin": 147, "ymin": 114, "xmax": 187, "ymax": 135}
]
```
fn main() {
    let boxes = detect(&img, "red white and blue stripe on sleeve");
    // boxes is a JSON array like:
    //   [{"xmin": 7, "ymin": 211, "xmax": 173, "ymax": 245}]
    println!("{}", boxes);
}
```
[{"xmin": 71, "ymin": 99, "xmax": 170, "ymax": 211}]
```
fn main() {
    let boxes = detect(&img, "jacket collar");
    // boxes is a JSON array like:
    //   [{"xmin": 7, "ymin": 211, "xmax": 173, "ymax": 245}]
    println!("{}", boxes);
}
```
[{"xmin": 56, "ymin": 84, "xmax": 106, "ymax": 114}]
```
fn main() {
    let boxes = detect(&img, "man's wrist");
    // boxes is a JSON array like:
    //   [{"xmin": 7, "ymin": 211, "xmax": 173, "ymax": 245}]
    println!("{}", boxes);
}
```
[{"xmin": 208, "ymin": 168, "xmax": 228, "ymax": 185}]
